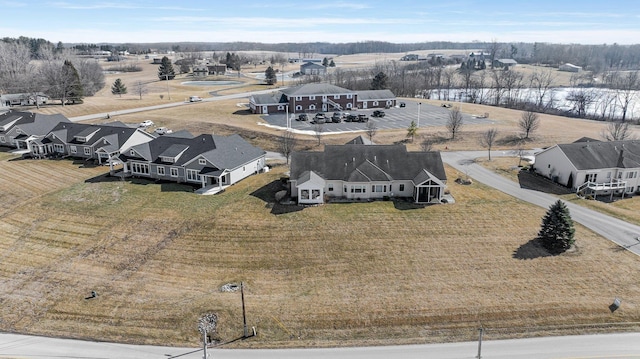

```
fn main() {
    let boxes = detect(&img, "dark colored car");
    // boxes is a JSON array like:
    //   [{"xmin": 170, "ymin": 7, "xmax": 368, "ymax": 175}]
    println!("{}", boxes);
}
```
[
  {"xmin": 356, "ymin": 114, "xmax": 369, "ymax": 122},
  {"xmin": 297, "ymin": 113, "xmax": 308, "ymax": 121},
  {"xmin": 399, "ymin": 102, "xmax": 406, "ymax": 107},
  {"xmin": 345, "ymin": 114, "xmax": 357, "ymax": 122},
  {"xmin": 372, "ymin": 110, "xmax": 385, "ymax": 117},
  {"xmin": 331, "ymin": 112, "xmax": 342, "ymax": 123}
]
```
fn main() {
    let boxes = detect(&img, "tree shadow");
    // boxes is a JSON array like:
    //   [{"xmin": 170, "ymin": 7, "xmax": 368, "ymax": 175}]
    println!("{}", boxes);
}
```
[
  {"xmin": 513, "ymin": 238, "xmax": 553, "ymax": 260},
  {"xmin": 249, "ymin": 179, "xmax": 303, "ymax": 215},
  {"xmin": 233, "ymin": 109, "xmax": 253, "ymax": 115}
]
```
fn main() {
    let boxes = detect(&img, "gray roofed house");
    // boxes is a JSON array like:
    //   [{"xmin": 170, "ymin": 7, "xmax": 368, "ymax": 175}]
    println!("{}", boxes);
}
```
[
  {"xmin": 120, "ymin": 133, "xmax": 266, "ymax": 193},
  {"xmin": 533, "ymin": 139, "xmax": 640, "ymax": 198},
  {"xmin": 289, "ymin": 144, "xmax": 447, "ymax": 204},
  {"xmin": 0, "ymin": 110, "xmax": 71, "ymax": 152},
  {"xmin": 300, "ymin": 62, "xmax": 327, "ymax": 75},
  {"xmin": 345, "ymin": 135, "xmax": 374, "ymax": 145}
]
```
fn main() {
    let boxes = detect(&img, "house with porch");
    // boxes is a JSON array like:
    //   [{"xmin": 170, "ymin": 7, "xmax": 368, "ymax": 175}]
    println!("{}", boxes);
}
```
[
  {"xmin": 30, "ymin": 121, "xmax": 155, "ymax": 165},
  {"xmin": 533, "ymin": 139, "xmax": 640, "ymax": 199},
  {"xmin": 0, "ymin": 93, "xmax": 49, "ymax": 107},
  {"xmin": 0, "ymin": 110, "xmax": 70, "ymax": 152},
  {"xmin": 119, "ymin": 133, "xmax": 266, "ymax": 192},
  {"xmin": 249, "ymin": 83, "xmax": 396, "ymax": 115},
  {"xmin": 289, "ymin": 143, "xmax": 447, "ymax": 205}
]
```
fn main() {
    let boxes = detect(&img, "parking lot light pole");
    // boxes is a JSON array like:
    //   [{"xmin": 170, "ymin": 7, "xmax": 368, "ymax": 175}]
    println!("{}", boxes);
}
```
[{"xmin": 417, "ymin": 102, "xmax": 422, "ymax": 128}]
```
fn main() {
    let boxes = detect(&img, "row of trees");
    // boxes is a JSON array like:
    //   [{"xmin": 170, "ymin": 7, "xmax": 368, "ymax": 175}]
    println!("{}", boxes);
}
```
[{"xmin": 0, "ymin": 39, "xmax": 104, "ymax": 106}]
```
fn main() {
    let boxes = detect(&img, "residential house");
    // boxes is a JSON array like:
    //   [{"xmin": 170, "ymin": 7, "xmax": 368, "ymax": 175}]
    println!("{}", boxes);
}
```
[
  {"xmin": 0, "ymin": 93, "xmax": 49, "ymax": 107},
  {"xmin": 289, "ymin": 143, "xmax": 447, "ymax": 205},
  {"xmin": 300, "ymin": 62, "xmax": 327, "ymax": 76},
  {"xmin": 207, "ymin": 65, "xmax": 226, "ymax": 75},
  {"xmin": 119, "ymin": 133, "xmax": 266, "ymax": 191},
  {"xmin": 493, "ymin": 59, "xmax": 518, "ymax": 69},
  {"xmin": 533, "ymin": 139, "xmax": 640, "ymax": 198},
  {"xmin": 249, "ymin": 83, "xmax": 396, "ymax": 115},
  {"xmin": 0, "ymin": 110, "xmax": 70, "ymax": 152},
  {"xmin": 31, "ymin": 121, "xmax": 155, "ymax": 165}
]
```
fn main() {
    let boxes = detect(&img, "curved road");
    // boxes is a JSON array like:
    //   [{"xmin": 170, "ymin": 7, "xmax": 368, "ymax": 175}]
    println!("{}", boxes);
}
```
[
  {"xmin": 1, "ymin": 332, "xmax": 639, "ymax": 359},
  {"xmin": 441, "ymin": 151, "xmax": 640, "ymax": 256}
]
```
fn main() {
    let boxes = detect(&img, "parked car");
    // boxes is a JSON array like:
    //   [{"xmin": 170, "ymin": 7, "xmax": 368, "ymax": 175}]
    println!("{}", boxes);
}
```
[
  {"xmin": 312, "ymin": 113, "xmax": 326, "ymax": 124},
  {"xmin": 399, "ymin": 102, "xmax": 406, "ymax": 108},
  {"xmin": 356, "ymin": 114, "xmax": 369, "ymax": 122},
  {"xmin": 154, "ymin": 127, "xmax": 173, "ymax": 135},
  {"xmin": 345, "ymin": 114, "xmax": 357, "ymax": 122},
  {"xmin": 138, "ymin": 120, "xmax": 154, "ymax": 128},
  {"xmin": 189, "ymin": 96, "xmax": 202, "ymax": 102},
  {"xmin": 297, "ymin": 113, "xmax": 308, "ymax": 121},
  {"xmin": 372, "ymin": 110, "xmax": 385, "ymax": 118},
  {"xmin": 331, "ymin": 112, "xmax": 342, "ymax": 123}
]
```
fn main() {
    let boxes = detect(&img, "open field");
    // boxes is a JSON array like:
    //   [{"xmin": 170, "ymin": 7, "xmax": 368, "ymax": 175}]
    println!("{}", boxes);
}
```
[
  {"xmin": 1, "ymin": 154, "xmax": 640, "ymax": 348},
  {"xmin": 3, "ymin": 51, "xmax": 640, "ymax": 348}
]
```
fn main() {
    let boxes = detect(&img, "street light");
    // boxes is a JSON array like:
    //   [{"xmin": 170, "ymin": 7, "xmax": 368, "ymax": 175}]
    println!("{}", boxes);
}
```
[{"xmin": 417, "ymin": 102, "xmax": 422, "ymax": 128}]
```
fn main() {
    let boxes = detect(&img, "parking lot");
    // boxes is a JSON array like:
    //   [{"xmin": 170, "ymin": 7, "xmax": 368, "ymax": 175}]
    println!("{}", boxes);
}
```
[{"xmin": 260, "ymin": 101, "xmax": 494, "ymax": 133}]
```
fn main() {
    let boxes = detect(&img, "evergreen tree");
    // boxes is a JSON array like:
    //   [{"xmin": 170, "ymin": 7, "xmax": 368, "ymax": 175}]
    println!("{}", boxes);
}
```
[
  {"xmin": 264, "ymin": 66, "xmax": 277, "ymax": 85},
  {"xmin": 158, "ymin": 56, "xmax": 175, "ymax": 80},
  {"xmin": 322, "ymin": 57, "xmax": 329, "ymax": 67},
  {"xmin": 63, "ymin": 60, "xmax": 83, "ymax": 104},
  {"xmin": 329, "ymin": 59, "xmax": 336, "ymax": 67},
  {"xmin": 406, "ymin": 120, "xmax": 418, "ymax": 142},
  {"xmin": 537, "ymin": 200, "xmax": 575, "ymax": 254},
  {"xmin": 111, "ymin": 78, "xmax": 127, "ymax": 97},
  {"xmin": 371, "ymin": 71, "xmax": 388, "ymax": 90}
]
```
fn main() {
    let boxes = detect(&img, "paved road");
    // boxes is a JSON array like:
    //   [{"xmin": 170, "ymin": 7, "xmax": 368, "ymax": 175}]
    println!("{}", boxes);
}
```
[
  {"xmin": 1, "ymin": 332, "xmax": 639, "ymax": 359},
  {"xmin": 69, "ymin": 88, "xmax": 277, "ymax": 122},
  {"xmin": 442, "ymin": 150, "xmax": 640, "ymax": 256}
]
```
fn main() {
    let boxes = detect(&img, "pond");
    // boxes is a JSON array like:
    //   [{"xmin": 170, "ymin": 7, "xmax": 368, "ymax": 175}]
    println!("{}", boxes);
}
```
[{"xmin": 181, "ymin": 80, "xmax": 242, "ymax": 86}]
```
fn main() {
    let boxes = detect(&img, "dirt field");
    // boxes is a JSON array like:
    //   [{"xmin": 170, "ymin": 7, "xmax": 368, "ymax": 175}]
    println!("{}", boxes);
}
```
[{"xmin": 2, "ymin": 52, "xmax": 640, "ymax": 348}]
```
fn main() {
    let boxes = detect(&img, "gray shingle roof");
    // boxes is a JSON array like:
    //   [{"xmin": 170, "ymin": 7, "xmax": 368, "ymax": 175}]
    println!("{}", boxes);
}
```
[
  {"xmin": 357, "ymin": 90, "xmax": 396, "ymax": 100},
  {"xmin": 557, "ymin": 140, "xmax": 640, "ymax": 170},
  {"xmin": 290, "ymin": 144, "xmax": 446, "ymax": 183},
  {"xmin": 281, "ymin": 83, "xmax": 353, "ymax": 96},
  {"xmin": 0, "ymin": 111, "xmax": 70, "ymax": 136},
  {"xmin": 49, "ymin": 122, "xmax": 139, "ymax": 148},
  {"xmin": 200, "ymin": 134, "xmax": 266, "ymax": 169}
]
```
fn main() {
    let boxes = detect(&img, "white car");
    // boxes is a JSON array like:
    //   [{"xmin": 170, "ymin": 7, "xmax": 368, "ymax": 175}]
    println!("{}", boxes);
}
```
[
  {"xmin": 138, "ymin": 120, "xmax": 154, "ymax": 128},
  {"xmin": 189, "ymin": 96, "xmax": 202, "ymax": 102},
  {"xmin": 154, "ymin": 127, "xmax": 173, "ymax": 135}
]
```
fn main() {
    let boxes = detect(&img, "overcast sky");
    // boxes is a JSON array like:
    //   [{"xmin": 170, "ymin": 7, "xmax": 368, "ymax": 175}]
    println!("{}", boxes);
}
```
[{"xmin": 2, "ymin": 0, "xmax": 639, "ymax": 45}]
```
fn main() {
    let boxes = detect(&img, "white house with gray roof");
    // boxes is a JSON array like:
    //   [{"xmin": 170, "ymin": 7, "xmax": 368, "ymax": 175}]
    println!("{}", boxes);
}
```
[
  {"xmin": 119, "ymin": 133, "xmax": 266, "ymax": 191},
  {"xmin": 533, "ymin": 139, "xmax": 640, "ymax": 198},
  {"xmin": 289, "ymin": 143, "xmax": 446, "ymax": 205},
  {"xmin": 0, "ymin": 110, "xmax": 70, "ymax": 152}
]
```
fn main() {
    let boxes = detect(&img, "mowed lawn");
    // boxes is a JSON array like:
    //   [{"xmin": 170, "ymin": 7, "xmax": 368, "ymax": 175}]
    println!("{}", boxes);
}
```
[{"xmin": 1, "ymin": 152, "xmax": 639, "ymax": 348}]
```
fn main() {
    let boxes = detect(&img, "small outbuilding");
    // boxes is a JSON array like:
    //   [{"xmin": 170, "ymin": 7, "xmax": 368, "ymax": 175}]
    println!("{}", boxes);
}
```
[{"xmin": 559, "ymin": 63, "xmax": 582, "ymax": 72}]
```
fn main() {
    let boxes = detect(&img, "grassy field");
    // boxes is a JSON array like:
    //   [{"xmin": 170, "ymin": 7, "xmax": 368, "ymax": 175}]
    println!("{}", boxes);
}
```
[{"xmin": 2, "ymin": 52, "xmax": 640, "ymax": 348}]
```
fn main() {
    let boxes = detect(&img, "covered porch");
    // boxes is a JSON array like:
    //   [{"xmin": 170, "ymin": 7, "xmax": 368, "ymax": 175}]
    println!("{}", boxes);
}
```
[{"xmin": 413, "ymin": 171, "xmax": 446, "ymax": 204}]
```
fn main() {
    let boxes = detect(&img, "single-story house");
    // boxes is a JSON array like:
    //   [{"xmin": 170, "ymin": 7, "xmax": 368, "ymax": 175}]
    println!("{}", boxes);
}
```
[
  {"xmin": 289, "ymin": 143, "xmax": 447, "ymax": 205},
  {"xmin": 0, "ymin": 93, "xmax": 49, "ymax": 107},
  {"xmin": 559, "ymin": 63, "xmax": 582, "ymax": 72},
  {"xmin": 493, "ymin": 59, "xmax": 518, "ymax": 69},
  {"xmin": 0, "ymin": 110, "xmax": 70, "ymax": 152},
  {"xmin": 249, "ymin": 83, "xmax": 396, "ymax": 115},
  {"xmin": 30, "ymin": 121, "xmax": 155, "ymax": 166},
  {"xmin": 300, "ymin": 62, "xmax": 327, "ymax": 76},
  {"xmin": 119, "ymin": 133, "xmax": 266, "ymax": 191},
  {"xmin": 533, "ymin": 139, "xmax": 640, "ymax": 198}
]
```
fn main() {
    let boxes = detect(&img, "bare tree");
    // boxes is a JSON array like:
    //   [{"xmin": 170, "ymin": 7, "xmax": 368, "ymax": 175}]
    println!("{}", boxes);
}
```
[
  {"xmin": 566, "ymin": 88, "xmax": 597, "ymax": 118},
  {"xmin": 601, "ymin": 121, "xmax": 634, "ymax": 141},
  {"xmin": 613, "ymin": 71, "xmax": 639, "ymax": 122},
  {"xmin": 365, "ymin": 120, "xmax": 378, "ymax": 143},
  {"xmin": 519, "ymin": 111, "xmax": 540, "ymax": 139},
  {"xmin": 134, "ymin": 81, "xmax": 148, "ymax": 100},
  {"xmin": 314, "ymin": 122, "xmax": 323, "ymax": 146},
  {"xmin": 420, "ymin": 136, "xmax": 434, "ymax": 151},
  {"xmin": 479, "ymin": 128, "xmax": 499, "ymax": 161},
  {"xmin": 529, "ymin": 69, "xmax": 556, "ymax": 110},
  {"xmin": 446, "ymin": 106, "xmax": 464, "ymax": 140},
  {"xmin": 279, "ymin": 131, "xmax": 297, "ymax": 165}
]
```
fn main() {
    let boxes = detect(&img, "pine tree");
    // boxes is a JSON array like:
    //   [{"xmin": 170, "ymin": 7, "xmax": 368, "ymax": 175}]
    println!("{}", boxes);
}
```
[
  {"xmin": 371, "ymin": 71, "xmax": 388, "ymax": 90},
  {"xmin": 62, "ymin": 60, "xmax": 84, "ymax": 104},
  {"xmin": 406, "ymin": 120, "xmax": 418, "ymax": 142},
  {"xmin": 537, "ymin": 200, "xmax": 575, "ymax": 254},
  {"xmin": 264, "ymin": 66, "xmax": 277, "ymax": 85},
  {"xmin": 329, "ymin": 59, "xmax": 336, "ymax": 67},
  {"xmin": 158, "ymin": 56, "xmax": 175, "ymax": 80},
  {"xmin": 111, "ymin": 78, "xmax": 127, "ymax": 97},
  {"xmin": 322, "ymin": 57, "xmax": 329, "ymax": 67}
]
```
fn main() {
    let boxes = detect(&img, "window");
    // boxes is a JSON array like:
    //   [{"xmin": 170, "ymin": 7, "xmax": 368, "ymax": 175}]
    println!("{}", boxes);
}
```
[
  {"xmin": 346, "ymin": 94, "xmax": 353, "ymax": 99},
  {"xmin": 84, "ymin": 147, "xmax": 91, "ymax": 156},
  {"xmin": 243, "ymin": 166, "xmax": 246, "ymax": 172},
  {"xmin": 607, "ymin": 172, "xmax": 612, "ymax": 179},
  {"xmin": 346, "ymin": 103, "xmax": 352, "ymax": 109},
  {"xmin": 296, "ymin": 105, "xmax": 302, "ymax": 111},
  {"xmin": 334, "ymin": 95, "xmax": 340, "ymax": 99},
  {"xmin": 309, "ymin": 104, "xmax": 316, "ymax": 110},
  {"xmin": 350, "ymin": 185, "xmax": 366, "ymax": 193},
  {"xmin": 328, "ymin": 184, "xmax": 334, "ymax": 192},
  {"xmin": 372, "ymin": 184, "xmax": 387, "ymax": 193},
  {"xmin": 170, "ymin": 168, "xmax": 179, "ymax": 177},
  {"xmin": 54, "ymin": 144, "xmax": 64, "ymax": 153},
  {"xmin": 626, "ymin": 172, "xmax": 637, "ymax": 179},
  {"xmin": 70, "ymin": 146, "xmax": 77, "ymax": 154},
  {"xmin": 278, "ymin": 105, "xmax": 284, "ymax": 110},
  {"xmin": 399, "ymin": 184, "xmax": 405, "ymax": 191},
  {"xmin": 157, "ymin": 166, "xmax": 165, "ymax": 176},
  {"xmin": 312, "ymin": 189, "xmax": 320, "ymax": 199},
  {"xmin": 373, "ymin": 101, "xmax": 379, "ymax": 106},
  {"xmin": 187, "ymin": 169, "xmax": 201, "ymax": 182},
  {"xmin": 301, "ymin": 189, "xmax": 309, "ymax": 199},
  {"xmin": 309, "ymin": 95, "xmax": 316, "ymax": 100},
  {"xmin": 626, "ymin": 186, "xmax": 635, "ymax": 193},
  {"xmin": 295, "ymin": 96, "xmax": 302, "ymax": 101},
  {"xmin": 0, "ymin": 136, "xmax": 4, "ymax": 143},
  {"xmin": 198, "ymin": 158, "xmax": 206, "ymax": 165},
  {"xmin": 131, "ymin": 162, "xmax": 150, "ymax": 175}
]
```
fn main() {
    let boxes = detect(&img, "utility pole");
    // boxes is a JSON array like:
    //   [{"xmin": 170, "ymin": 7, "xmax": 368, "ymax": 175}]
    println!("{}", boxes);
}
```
[
  {"xmin": 241, "ymin": 282, "xmax": 248, "ymax": 338},
  {"xmin": 476, "ymin": 327, "xmax": 484, "ymax": 359},
  {"xmin": 417, "ymin": 102, "xmax": 422, "ymax": 128},
  {"xmin": 165, "ymin": 74, "xmax": 171, "ymax": 100},
  {"xmin": 203, "ymin": 329, "xmax": 208, "ymax": 359}
]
